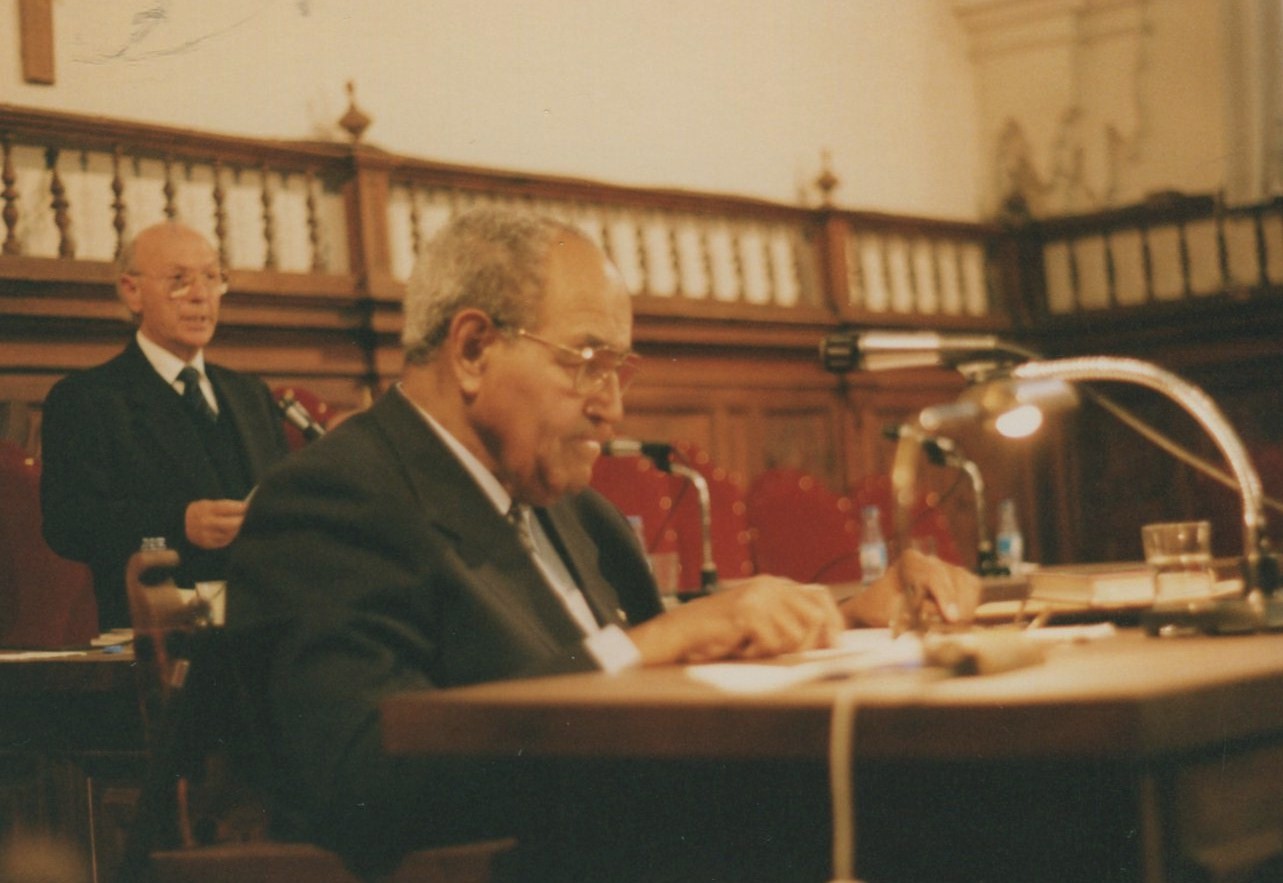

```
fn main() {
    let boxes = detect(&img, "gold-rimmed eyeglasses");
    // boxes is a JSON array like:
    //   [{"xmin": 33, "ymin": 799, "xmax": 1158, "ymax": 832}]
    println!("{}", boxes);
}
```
[
  {"xmin": 127, "ymin": 268, "xmax": 230, "ymax": 300},
  {"xmin": 515, "ymin": 328, "xmax": 640, "ymax": 395}
]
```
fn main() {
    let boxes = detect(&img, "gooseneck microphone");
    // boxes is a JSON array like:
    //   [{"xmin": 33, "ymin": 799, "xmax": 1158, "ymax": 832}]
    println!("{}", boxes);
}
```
[
  {"xmin": 276, "ymin": 391, "xmax": 327, "ymax": 441},
  {"xmin": 883, "ymin": 424, "xmax": 1000, "ymax": 576},
  {"xmin": 601, "ymin": 439, "xmax": 673, "ymax": 470},
  {"xmin": 601, "ymin": 439, "xmax": 718, "ymax": 594}
]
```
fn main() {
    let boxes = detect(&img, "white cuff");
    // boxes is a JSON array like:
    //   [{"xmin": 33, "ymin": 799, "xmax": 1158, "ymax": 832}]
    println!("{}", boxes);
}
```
[{"xmin": 585, "ymin": 624, "xmax": 642, "ymax": 674}]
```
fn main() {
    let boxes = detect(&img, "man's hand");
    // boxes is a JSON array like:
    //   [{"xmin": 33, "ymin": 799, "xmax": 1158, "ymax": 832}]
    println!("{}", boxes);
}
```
[
  {"xmin": 627, "ymin": 576, "xmax": 845, "ymax": 666},
  {"xmin": 185, "ymin": 498, "xmax": 248, "ymax": 550},
  {"xmin": 838, "ymin": 548, "xmax": 982, "ymax": 628}
]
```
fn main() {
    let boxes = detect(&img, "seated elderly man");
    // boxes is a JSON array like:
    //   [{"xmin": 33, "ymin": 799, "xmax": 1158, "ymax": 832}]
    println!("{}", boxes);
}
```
[{"xmin": 227, "ymin": 207, "xmax": 978, "ymax": 876}]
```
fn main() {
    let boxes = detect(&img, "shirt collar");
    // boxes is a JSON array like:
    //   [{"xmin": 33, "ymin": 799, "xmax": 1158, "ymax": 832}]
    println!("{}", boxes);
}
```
[
  {"xmin": 135, "ymin": 330, "xmax": 207, "ymax": 384},
  {"xmin": 395, "ymin": 383, "xmax": 511, "ymax": 517}
]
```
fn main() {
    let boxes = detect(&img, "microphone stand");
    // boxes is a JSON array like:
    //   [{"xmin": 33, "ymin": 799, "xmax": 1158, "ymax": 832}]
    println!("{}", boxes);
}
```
[
  {"xmin": 602, "ymin": 441, "xmax": 719, "ymax": 597},
  {"xmin": 886, "ymin": 426, "xmax": 1000, "ymax": 576},
  {"xmin": 669, "ymin": 461, "xmax": 719, "ymax": 596}
]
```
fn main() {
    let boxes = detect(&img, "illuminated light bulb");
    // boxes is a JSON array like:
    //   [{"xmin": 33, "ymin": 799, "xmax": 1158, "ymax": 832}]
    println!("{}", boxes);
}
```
[{"xmin": 994, "ymin": 404, "xmax": 1044, "ymax": 439}]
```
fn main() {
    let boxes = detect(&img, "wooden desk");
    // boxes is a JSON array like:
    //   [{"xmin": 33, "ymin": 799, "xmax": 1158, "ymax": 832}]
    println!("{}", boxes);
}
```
[
  {"xmin": 382, "ymin": 630, "xmax": 1283, "ymax": 882},
  {"xmin": 0, "ymin": 649, "xmax": 144, "ymax": 883}
]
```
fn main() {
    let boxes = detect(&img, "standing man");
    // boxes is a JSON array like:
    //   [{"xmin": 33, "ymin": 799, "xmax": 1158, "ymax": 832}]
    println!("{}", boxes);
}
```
[
  {"xmin": 227, "ymin": 208, "xmax": 978, "ymax": 875},
  {"xmin": 41, "ymin": 221, "xmax": 290, "ymax": 631}
]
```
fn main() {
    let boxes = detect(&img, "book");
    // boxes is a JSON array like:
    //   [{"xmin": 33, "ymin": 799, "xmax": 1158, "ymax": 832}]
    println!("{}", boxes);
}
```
[{"xmin": 1027, "ymin": 562, "xmax": 1157, "ymax": 608}]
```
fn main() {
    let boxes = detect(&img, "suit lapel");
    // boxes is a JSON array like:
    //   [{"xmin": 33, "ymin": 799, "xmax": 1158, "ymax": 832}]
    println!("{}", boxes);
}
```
[
  {"xmin": 540, "ymin": 504, "xmax": 630, "ymax": 628},
  {"xmin": 370, "ymin": 392, "xmax": 588, "ymax": 647},
  {"xmin": 210, "ymin": 366, "xmax": 274, "ymax": 479}
]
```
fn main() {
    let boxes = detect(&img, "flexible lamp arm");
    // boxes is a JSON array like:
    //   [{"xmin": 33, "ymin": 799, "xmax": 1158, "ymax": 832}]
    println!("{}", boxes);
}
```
[{"xmin": 1011, "ymin": 356, "xmax": 1272, "ymax": 593}]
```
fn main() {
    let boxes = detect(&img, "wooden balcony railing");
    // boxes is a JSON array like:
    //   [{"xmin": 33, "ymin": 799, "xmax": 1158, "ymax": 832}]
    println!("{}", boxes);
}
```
[{"xmin": 0, "ymin": 103, "xmax": 1015, "ymax": 394}]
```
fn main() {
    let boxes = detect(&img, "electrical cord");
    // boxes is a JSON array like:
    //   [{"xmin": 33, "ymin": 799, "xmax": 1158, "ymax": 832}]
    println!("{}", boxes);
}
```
[
  {"xmin": 828, "ymin": 682, "xmax": 865, "ymax": 883},
  {"xmin": 1081, "ymin": 385, "xmax": 1283, "ymax": 516}
]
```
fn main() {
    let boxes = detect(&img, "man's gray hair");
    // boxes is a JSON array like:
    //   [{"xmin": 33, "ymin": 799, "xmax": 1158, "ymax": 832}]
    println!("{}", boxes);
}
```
[{"xmin": 401, "ymin": 207, "xmax": 586, "ymax": 364}]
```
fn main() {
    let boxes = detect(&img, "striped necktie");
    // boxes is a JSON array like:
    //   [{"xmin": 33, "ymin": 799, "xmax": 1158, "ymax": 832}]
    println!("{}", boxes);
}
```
[{"xmin": 178, "ymin": 365, "xmax": 217, "ymax": 424}]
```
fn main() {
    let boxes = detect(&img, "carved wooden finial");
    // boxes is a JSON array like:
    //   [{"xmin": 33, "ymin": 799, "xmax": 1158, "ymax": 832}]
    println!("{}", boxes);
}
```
[
  {"xmin": 339, "ymin": 81, "xmax": 372, "ymax": 143},
  {"xmin": 815, "ymin": 150, "xmax": 839, "ymax": 208}
]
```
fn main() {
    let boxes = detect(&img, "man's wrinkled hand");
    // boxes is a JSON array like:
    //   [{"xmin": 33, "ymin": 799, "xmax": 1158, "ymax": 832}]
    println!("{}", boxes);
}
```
[
  {"xmin": 629, "ymin": 575, "xmax": 845, "ymax": 666},
  {"xmin": 839, "ymin": 548, "xmax": 981, "ymax": 629}
]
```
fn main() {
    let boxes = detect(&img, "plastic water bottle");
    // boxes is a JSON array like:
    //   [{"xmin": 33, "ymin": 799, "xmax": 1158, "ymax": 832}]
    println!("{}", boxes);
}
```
[
  {"xmin": 995, "ymin": 498, "xmax": 1024, "ymax": 573},
  {"xmin": 858, "ymin": 504, "xmax": 888, "ymax": 583}
]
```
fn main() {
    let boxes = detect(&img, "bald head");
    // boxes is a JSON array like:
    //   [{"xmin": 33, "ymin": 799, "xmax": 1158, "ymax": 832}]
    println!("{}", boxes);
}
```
[{"xmin": 117, "ymin": 222, "xmax": 225, "ymax": 362}]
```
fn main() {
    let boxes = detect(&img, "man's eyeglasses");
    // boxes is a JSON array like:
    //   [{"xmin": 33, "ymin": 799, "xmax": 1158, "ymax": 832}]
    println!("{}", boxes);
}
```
[
  {"xmin": 515, "ymin": 329, "xmax": 640, "ymax": 395},
  {"xmin": 127, "ymin": 268, "xmax": 230, "ymax": 300}
]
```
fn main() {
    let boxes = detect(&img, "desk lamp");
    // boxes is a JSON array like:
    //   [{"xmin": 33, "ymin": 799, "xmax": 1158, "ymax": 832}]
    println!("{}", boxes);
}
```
[{"xmin": 913, "ymin": 356, "xmax": 1280, "ymax": 635}]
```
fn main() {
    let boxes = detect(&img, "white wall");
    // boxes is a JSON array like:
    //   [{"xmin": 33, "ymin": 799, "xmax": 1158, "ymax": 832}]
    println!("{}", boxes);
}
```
[
  {"xmin": 2, "ymin": 0, "xmax": 983, "ymax": 219},
  {"xmin": 957, "ymin": 0, "xmax": 1234, "ymax": 217}
]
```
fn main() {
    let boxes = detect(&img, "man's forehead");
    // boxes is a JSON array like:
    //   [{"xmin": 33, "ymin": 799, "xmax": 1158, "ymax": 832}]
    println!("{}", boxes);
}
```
[{"xmin": 135, "ymin": 228, "xmax": 217, "ymax": 267}]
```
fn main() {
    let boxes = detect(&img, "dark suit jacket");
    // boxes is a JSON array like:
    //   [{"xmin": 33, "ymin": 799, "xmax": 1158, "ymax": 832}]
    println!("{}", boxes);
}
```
[
  {"xmin": 40, "ymin": 339, "xmax": 289, "ymax": 629},
  {"xmin": 225, "ymin": 388, "xmax": 662, "ymax": 873}
]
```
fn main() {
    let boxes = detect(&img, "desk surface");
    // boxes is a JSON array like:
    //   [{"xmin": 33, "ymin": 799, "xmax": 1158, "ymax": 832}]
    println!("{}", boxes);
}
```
[{"xmin": 382, "ymin": 629, "xmax": 1283, "ymax": 764}]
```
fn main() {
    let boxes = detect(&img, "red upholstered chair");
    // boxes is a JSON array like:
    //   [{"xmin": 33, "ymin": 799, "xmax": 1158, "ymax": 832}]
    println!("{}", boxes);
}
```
[
  {"xmin": 667, "ymin": 441, "xmax": 756, "ymax": 590},
  {"xmin": 271, "ymin": 386, "xmax": 333, "ymax": 452},
  {"xmin": 589, "ymin": 452, "xmax": 680, "ymax": 556},
  {"xmin": 0, "ymin": 440, "xmax": 98, "ymax": 648},
  {"xmin": 745, "ymin": 467, "xmax": 864, "ymax": 584},
  {"xmin": 849, "ymin": 473, "xmax": 963, "ymax": 566}
]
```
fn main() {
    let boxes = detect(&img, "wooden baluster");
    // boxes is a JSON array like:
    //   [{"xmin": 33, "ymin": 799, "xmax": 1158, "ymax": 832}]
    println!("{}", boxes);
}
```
[
  {"xmin": 1139, "ymin": 222, "xmax": 1155, "ymax": 303},
  {"xmin": 1253, "ymin": 206, "xmax": 1268, "ymax": 290},
  {"xmin": 1103, "ymin": 231, "xmax": 1118, "ymax": 308},
  {"xmin": 953, "ymin": 237, "xmax": 967, "ymax": 314},
  {"xmin": 931, "ymin": 239, "xmax": 945, "ymax": 314},
  {"xmin": 1177, "ymin": 220, "xmax": 1192, "ymax": 299},
  {"xmin": 633, "ymin": 213, "xmax": 650, "ymax": 295},
  {"xmin": 759, "ymin": 224, "xmax": 778, "ymax": 305},
  {"xmin": 45, "ymin": 147, "xmax": 74, "ymax": 258},
  {"xmin": 110, "ymin": 146, "xmax": 127, "ymax": 259},
  {"xmin": 162, "ymin": 157, "xmax": 177, "ymax": 219},
  {"xmin": 306, "ymin": 168, "xmax": 324, "ymax": 271},
  {"xmin": 698, "ymin": 221, "xmax": 715, "ymax": 299},
  {"xmin": 408, "ymin": 186, "xmax": 422, "ymax": 258},
  {"xmin": 726, "ymin": 224, "xmax": 744, "ymax": 302},
  {"xmin": 667, "ymin": 219, "xmax": 684, "ymax": 297},
  {"xmin": 1066, "ymin": 237, "xmax": 1081, "ymax": 312},
  {"xmin": 903, "ymin": 236, "xmax": 919, "ymax": 312},
  {"xmin": 597, "ymin": 210, "xmax": 617, "ymax": 267},
  {"xmin": 846, "ymin": 231, "xmax": 864, "ymax": 308},
  {"xmin": 2, "ymin": 135, "xmax": 19, "ymax": 255},
  {"xmin": 261, "ymin": 164, "xmax": 277, "ymax": 270},
  {"xmin": 1214, "ymin": 201, "xmax": 1230, "ymax": 289},
  {"xmin": 212, "ymin": 160, "xmax": 229, "ymax": 267}
]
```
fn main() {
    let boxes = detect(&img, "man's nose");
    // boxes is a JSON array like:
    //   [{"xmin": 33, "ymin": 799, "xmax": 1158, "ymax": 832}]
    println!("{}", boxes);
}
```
[{"xmin": 586, "ymin": 372, "xmax": 626, "ymax": 423}]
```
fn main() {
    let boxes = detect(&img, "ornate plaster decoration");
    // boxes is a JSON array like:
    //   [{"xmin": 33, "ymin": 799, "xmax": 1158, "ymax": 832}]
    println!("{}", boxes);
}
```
[{"xmin": 953, "ymin": 0, "xmax": 1151, "ymax": 218}]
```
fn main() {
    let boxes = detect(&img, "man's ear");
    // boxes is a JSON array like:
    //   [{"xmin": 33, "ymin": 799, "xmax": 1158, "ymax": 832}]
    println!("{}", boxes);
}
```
[
  {"xmin": 449, "ymin": 309, "xmax": 501, "ymax": 393},
  {"xmin": 118, "ymin": 274, "xmax": 143, "ymax": 316}
]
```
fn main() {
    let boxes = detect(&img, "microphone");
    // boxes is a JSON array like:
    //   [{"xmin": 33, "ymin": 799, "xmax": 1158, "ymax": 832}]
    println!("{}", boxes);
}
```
[
  {"xmin": 276, "ymin": 391, "xmax": 327, "ymax": 441},
  {"xmin": 819, "ymin": 330, "xmax": 1032, "ymax": 374},
  {"xmin": 601, "ymin": 439, "xmax": 674, "ymax": 471}
]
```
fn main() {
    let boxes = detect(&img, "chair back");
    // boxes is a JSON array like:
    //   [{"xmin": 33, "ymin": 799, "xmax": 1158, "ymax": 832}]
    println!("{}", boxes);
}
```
[
  {"xmin": 745, "ymin": 467, "xmax": 864, "ymax": 583},
  {"xmin": 0, "ymin": 440, "xmax": 98, "ymax": 648},
  {"xmin": 849, "ymin": 473, "xmax": 964, "ymax": 565},
  {"xmin": 667, "ymin": 441, "xmax": 756, "ymax": 589}
]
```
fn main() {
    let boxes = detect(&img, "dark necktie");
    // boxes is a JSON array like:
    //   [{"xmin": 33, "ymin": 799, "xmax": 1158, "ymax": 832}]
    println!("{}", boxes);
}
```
[{"xmin": 178, "ymin": 365, "xmax": 217, "ymax": 424}]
